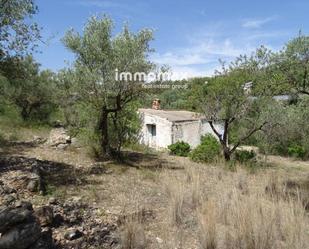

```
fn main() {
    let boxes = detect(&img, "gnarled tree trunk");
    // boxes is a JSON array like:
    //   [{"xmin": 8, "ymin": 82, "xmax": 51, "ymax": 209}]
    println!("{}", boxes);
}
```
[{"xmin": 99, "ymin": 107, "xmax": 111, "ymax": 157}]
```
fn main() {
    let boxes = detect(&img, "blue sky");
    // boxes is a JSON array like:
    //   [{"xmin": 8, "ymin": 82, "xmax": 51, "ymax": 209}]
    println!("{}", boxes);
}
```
[{"xmin": 34, "ymin": 0, "xmax": 309, "ymax": 77}]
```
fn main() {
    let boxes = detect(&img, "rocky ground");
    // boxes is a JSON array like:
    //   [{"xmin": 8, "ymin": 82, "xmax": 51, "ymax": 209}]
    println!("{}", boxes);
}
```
[
  {"xmin": 1, "ymin": 128, "xmax": 309, "ymax": 249},
  {"xmin": 0, "ymin": 129, "xmax": 125, "ymax": 249},
  {"xmin": 0, "ymin": 152, "xmax": 120, "ymax": 248}
]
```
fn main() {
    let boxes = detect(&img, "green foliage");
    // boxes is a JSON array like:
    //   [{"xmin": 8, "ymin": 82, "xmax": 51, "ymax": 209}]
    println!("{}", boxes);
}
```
[
  {"xmin": 78, "ymin": 128, "xmax": 103, "ymax": 159},
  {"xmin": 190, "ymin": 135, "xmax": 221, "ymax": 163},
  {"xmin": 0, "ymin": 104, "xmax": 22, "ymax": 124},
  {"xmin": 62, "ymin": 15, "xmax": 154, "ymax": 155},
  {"xmin": 255, "ymin": 98, "xmax": 309, "ymax": 159},
  {"xmin": 277, "ymin": 33, "xmax": 309, "ymax": 95},
  {"xmin": 1, "ymin": 56, "xmax": 58, "ymax": 122},
  {"xmin": 288, "ymin": 145, "xmax": 306, "ymax": 159},
  {"xmin": 234, "ymin": 150, "xmax": 256, "ymax": 163},
  {"xmin": 108, "ymin": 103, "xmax": 142, "ymax": 152},
  {"xmin": 168, "ymin": 141, "xmax": 191, "ymax": 157},
  {"xmin": 0, "ymin": 0, "xmax": 41, "ymax": 57}
]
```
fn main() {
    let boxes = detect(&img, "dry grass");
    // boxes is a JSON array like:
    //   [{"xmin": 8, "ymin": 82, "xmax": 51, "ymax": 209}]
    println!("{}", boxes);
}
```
[
  {"xmin": 3, "ymin": 133, "xmax": 309, "ymax": 249},
  {"xmin": 118, "ymin": 194, "xmax": 147, "ymax": 249},
  {"xmin": 162, "ymin": 172, "xmax": 185, "ymax": 225},
  {"xmin": 186, "ymin": 165, "xmax": 202, "ymax": 208},
  {"xmin": 195, "ymin": 174, "xmax": 308, "ymax": 249},
  {"xmin": 159, "ymin": 161, "xmax": 309, "ymax": 249},
  {"xmin": 221, "ymin": 190, "xmax": 307, "ymax": 249},
  {"xmin": 121, "ymin": 218, "xmax": 146, "ymax": 249},
  {"xmin": 198, "ymin": 200, "xmax": 217, "ymax": 249}
]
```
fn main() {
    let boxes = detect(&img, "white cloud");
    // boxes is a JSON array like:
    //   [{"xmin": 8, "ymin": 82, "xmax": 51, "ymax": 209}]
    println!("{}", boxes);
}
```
[
  {"xmin": 242, "ymin": 16, "xmax": 277, "ymax": 29},
  {"xmin": 152, "ymin": 18, "xmax": 290, "ymax": 79},
  {"xmin": 152, "ymin": 36, "xmax": 255, "ymax": 78},
  {"xmin": 170, "ymin": 65, "xmax": 220, "ymax": 78},
  {"xmin": 152, "ymin": 52, "xmax": 210, "ymax": 66}
]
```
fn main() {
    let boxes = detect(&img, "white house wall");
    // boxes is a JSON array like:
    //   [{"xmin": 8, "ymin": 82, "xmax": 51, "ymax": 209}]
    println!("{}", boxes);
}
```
[
  {"xmin": 172, "ymin": 120, "xmax": 224, "ymax": 148},
  {"xmin": 172, "ymin": 121, "xmax": 201, "ymax": 148},
  {"xmin": 200, "ymin": 120, "xmax": 224, "ymax": 143},
  {"xmin": 139, "ymin": 112, "xmax": 225, "ymax": 149},
  {"xmin": 139, "ymin": 113, "xmax": 173, "ymax": 149}
]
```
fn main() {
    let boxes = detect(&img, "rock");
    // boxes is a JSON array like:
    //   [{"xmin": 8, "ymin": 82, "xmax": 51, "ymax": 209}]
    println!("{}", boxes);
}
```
[
  {"xmin": 3, "ymin": 194, "xmax": 17, "ymax": 205},
  {"xmin": 0, "ymin": 185, "xmax": 16, "ymax": 195},
  {"xmin": 52, "ymin": 213, "xmax": 64, "ymax": 227},
  {"xmin": 14, "ymin": 201, "xmax": 33, "ymax": 210},
  {"xmin": 89, "ymin": 162, "xmax": 113, "ymax": 175},
  {"xmin": 0, "ymin": 203, "xmax": 54, "ymax": 249},
  {"xmin": 35, "ymin": 206, "xmax": 54, "ymax": 227},
  {"xmin": 48, "ymin": 197, "xmax": 58, "ymax": 205},
  {"xmin": 46, "ymin": 128, "xmax": 71, "ymax": 147},
  {"xmin": 56, "ymin": 143, "xmax": 68, "ymax": 150},
  {"xmin": 30, "ymin": 228, "xmax": 53, "ymax": 249},
  {"xmin": 156, "ymin": 237, "xmax": 163, "ymax": 244},
  {"xmin": 0, "ymin": 205, "xmax": 7, "ymax": 212},
  {"xmin": 30, "ymin": 136, "xmax": 47, "ymax": 145},
  {"xmin": 89, "ymin": 165, "xmax": 107, "ymax": 175},
  {"xmin": 64, "ymin": 229, "xmax": 83, "ymax": 241},
  {"xmin": 27, "ymin": 179, "xmax": 39, "ymax": 192},
  {"xmin": 0, "ymin": 222, "xmax": 41, "ymax": 249},
  {"xmin": 0, "ymin": 207, "xmax": 33, "ymax": 233}
]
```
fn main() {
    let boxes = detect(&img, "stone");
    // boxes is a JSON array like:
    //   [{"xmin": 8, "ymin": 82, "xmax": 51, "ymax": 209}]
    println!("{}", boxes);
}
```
[
  {"xmin": 89, "ymin": 165, "xmax": 107, "ymax": 175},
  {"xmin": 35, "ymin": 206, "xmax": 54, "ymax": 227},
  {"xmin": 56, "ymin": 143, "xmax": 68, "ymax": 150},
  {"xmin": 46, "ymin": 128, "xmax": 71, "ymax": 147},
  {"xmin": 30, "ymin": 136, "xmax": 47, "ymax": 145},
  {"xmin": 52, "ymin": 213, "xmax": 64, "ymax": 227},
  {"xmin": 3, "ymin": 194, "xmax": 16, "ymax": 205},
  {"xmin": 0, "ymin": 222, "xmax": 41, "ymax": 249},
  {"xmin": 27, "ymin": 179, "xmax": 39, "ymax": 192},
  {"xmin": 48, "ymin": 197, "xmax": 58, "ymax": 205},
  {"xmin": 0, "ymin": 185, "xmax": 16, "ymax": 195},
  {"xmin": 14, "ymin": 201, "xmax": 33, "ymax": 210},
  {"xmin": 30, "ymin": 228, "xmax": 53, "ymax": 249},
  {"xmin": 64, "ymin": 229, "xmax": 83, "ymax": 241},
  {"xmin": 0, "ymin": 207, "xmax": 33, "ymax": 233},
  {"xmin": 156, "ymin": 237, "xmax": 163, "ymax": 243}
]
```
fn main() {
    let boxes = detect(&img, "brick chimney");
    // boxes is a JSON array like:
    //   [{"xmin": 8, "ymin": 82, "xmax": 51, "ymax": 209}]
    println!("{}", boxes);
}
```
[{"xmin": 152, "ymin": 99, "xmax": 161, "ymax": 110}]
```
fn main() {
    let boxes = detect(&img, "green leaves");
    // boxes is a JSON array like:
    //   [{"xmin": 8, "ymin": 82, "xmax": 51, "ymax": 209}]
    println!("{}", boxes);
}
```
[
  {"xmin": 62, "ymin": 16, "xmax": 155, "ymax": 153},
  {"xmin": 0, "ymin": 0, "xmax": 41, "ymax": 57}
]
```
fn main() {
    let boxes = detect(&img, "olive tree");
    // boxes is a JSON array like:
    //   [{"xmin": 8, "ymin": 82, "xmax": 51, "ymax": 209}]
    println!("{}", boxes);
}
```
[
  {"xmin": 1, "ymin": 56, "xmax": 57, "ymax": 121},
  {"xmin": 62, "ymin": 16, "xmax": 154, "ymax": 156},
  {"xmin": 276, "ymin": 33, "xmax": 309, "ymax": 95},
  {"xmin": 0, "ymin": 0, "xmax": 40, "ymax": 58},
  {"xmin": 197, "ymin": 69, "xmax": 268, "ymax": 161}
]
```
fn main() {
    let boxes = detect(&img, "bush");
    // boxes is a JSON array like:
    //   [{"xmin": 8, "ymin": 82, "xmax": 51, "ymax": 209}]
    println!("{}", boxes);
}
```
[
  {"xmin": 168, "ymin": 141, "xmax": 191, "ymax": 157},
  {"xmin": 288, "ymin": 145, "xmax": 306, "ymax": 159},
  {"xmin": 190, "ymin": 135, "xmax": 221, "ymax": 163},
  {"xmin": 235, "ymin": 150, "xmax": 256, "ymax": 163}
]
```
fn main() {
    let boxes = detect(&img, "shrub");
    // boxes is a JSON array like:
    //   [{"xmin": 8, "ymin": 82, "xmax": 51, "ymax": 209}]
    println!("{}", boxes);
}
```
[
  {"xmin": 168, "ymin": 141, "xmax": 191, "ymax": 157},
  {"xmin": 190, "ymin": 135, "xmax": 221, "ymax": 163},
  {"xmin": 235, "ymin": 150, "xmax": 256, "ymax": 163},
  {"xmin": 288, "ymin": 145, "xmax": 306, "ymax": 159}
]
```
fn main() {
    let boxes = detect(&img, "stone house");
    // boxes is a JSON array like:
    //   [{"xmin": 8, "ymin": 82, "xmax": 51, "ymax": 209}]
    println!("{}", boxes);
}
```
[{"xmin": 138, "ymin": 107, "xmax": 223, "ymax": 150}]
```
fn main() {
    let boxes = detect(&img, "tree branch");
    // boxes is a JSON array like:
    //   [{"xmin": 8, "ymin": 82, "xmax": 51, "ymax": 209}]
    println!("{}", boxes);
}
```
[
  {"xmin": 209, "ymin": 121, "xmax": 222, "ymax": 141},
  {"xmin": 230, "ymin": 121, "xmax": 267, "ymax": 153}
]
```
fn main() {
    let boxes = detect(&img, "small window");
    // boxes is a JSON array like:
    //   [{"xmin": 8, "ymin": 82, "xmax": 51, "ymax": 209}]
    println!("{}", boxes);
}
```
[{"xmin": 147, "ymin": 124, "xmax": 156, "ymax": 137}]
